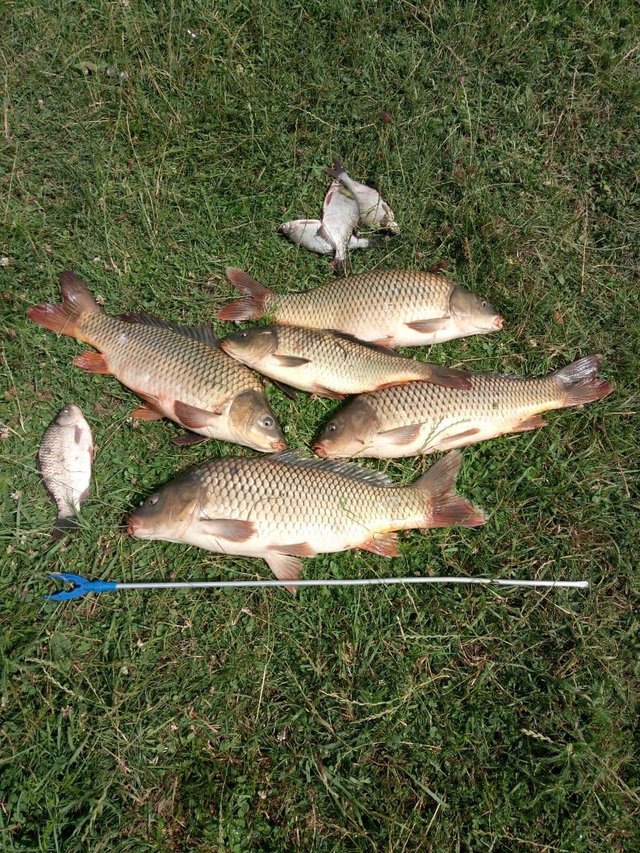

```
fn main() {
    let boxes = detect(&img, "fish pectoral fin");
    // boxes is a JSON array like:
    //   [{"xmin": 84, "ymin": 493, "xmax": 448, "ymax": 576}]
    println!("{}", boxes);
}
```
[
  {"xmin": 199, "ymin": 518, "xmax": 255, "ymax": 542},
  {"xmin": 270, "ymin": 378, "xmax": 299, "ymax": 400},
  {"xmin": 311, "ymin": 383, "xmax": 345, "ymax": 399},
  {"xmin": 272, "ymin": 354, "xmax": 311, "ymax": 368},
  {"xmin": 131, "ymin": 402, "xmax": 164, "ymax": 421},
  {"xmin": 360, "ymin": 533, "xmax": 400, "ymax": 557},
  {"xmin": 512, "ymin": 414, "xmax": 546, "ymax": 432},
  {"xmin": 405, "ymin": 318, "xmax": 451, "ymax": 333},
  {"xmin": 73, "ymin": 351, "xmax": 110, "ymax": 374},
  {"xmin": 269, "ymin": 542, "xmax": 316, "ymax": 557},
  {"xmin": 371, "ymin": 336, "xmax": 397, "ymax": 349},
  {"xmin": 173, "ymin": 431, "xmax": 208, "ymax": 447},
  {"xmin": 317, "ymin": 223, "xmax": 337, "ymax": 249},
  {"xmin": 264, "ymin": 552, "xmax": 303, "ymax": 595},
  {"xmin": 174, "ymin": 400, "xmax": 221, "ymax": 429},
  {"xmin": 377, "ymin": 424, "xmax": 423, "ymax": 446},
  {"xmin": 431, "ymin": 428, "xmax": 481, "ymax": 450}
]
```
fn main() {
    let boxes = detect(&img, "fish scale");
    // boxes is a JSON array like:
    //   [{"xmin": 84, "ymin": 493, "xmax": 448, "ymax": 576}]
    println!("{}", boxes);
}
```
[
  {"xmin": 81, "ymin": 312, "xmax": 261, "ymax": 410},
  {"xmin": 371, "ymin": 374, "xmax": 555, "ymax": 424},
  {"xmin": 269, "ymin": 270, "xmax": 452, "ymax": 331},
  {"xmin": 196, "ymin": 455, "xmax": 418, "ymax": 539}
]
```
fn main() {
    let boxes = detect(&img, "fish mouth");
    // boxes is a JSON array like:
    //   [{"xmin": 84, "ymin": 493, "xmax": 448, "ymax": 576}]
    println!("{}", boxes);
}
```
[
  {"xmin": 271, "ymin": 439, "xmax": 287, "ymax": 452},
  {"xmin": 127, "ymin": 516, "xmax": 141, "ymax": 537},
  {"xmin": 312, "ymin": 441, "xmax": 328, "ymax": 457},
  {"xmin": 493, "ymin": 315, "xmax": 504, "ymax": 330}
]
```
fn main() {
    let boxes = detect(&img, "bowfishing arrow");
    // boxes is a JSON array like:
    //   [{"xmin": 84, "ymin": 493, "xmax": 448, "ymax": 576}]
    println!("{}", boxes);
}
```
[{"xmin": 47, "ymin": 572, "xmax": 589, "ymax": 601}]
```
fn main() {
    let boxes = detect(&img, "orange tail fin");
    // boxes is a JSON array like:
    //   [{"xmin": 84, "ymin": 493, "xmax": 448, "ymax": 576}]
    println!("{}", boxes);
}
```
[
  {"xmin": 217, "ymin": 268, "xmax": 272, "ymax": 321},
  {"xmin": 413, "ymin": 451, "xmax": 486, "ymax": 529},
  {"xmin": 27, "ymin": 270, "xmax": 101, "ymax": 340},
  {"xmin": 553, "ymin": 356, "xmax": 614, "ymax": 407}
]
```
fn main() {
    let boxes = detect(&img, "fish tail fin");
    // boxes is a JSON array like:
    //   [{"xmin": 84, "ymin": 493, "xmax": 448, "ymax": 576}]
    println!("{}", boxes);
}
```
[
  {"xmin": 413, "ymin": 451, "xmax": 486, "ymax": 529},
  {"xmin": 552, "ymin": 356, "xmax": 614, "ymax": 407},
  {"xmin": 325, "ymin": 158, "xmax": 346, "ymax": 180},
  {"xmin": 218, "ymin": 268, "xmax": 272, "ymax": 321},
  {"xmin": 420, "ymin": 363, "xmax": 473, "ymax": 390},
  {"xmin": 330, "ymin": 255, "xmax": 351, "ymax": 276},
  {"xmin": 27, "ymin": 270, "xmax": 100, "ymax": 339},
  {"xmin": 52, "ymin": 515, "xmax": 79, "ymax": 540}
]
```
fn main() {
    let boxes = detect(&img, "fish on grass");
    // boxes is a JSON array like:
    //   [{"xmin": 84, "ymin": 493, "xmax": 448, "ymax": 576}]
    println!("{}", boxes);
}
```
[
  {"xmin": 218, "ymin": 268, "xmax": 503, "ymax": 348},
  {"xmin": 326, "ymin": 159, "xmax": 399, "ymax": 234},
  {"xmin": 221, "ymin": 324, "xmax": 472, "ymax": 398},
  {"xmin": 317, "ymin": 180, "xmax": 360, "ymax": 274},
  {"xmin": 277, "ymin": 219, "xmax": 381, "ymax": 255},
  {"xmin": 127, "ymin": 450, "xmax": 485, "ymax": 592},
  {"xmin": 27, "ymin": 270, "xmax": 286, "ymax": 452},
  {"xmin": 38, "ymin": 404, "xmax": 93, "ymax": 537},
  {"xmin": 313, "ymin": 356, "xmax": 614, "ymax": 459}
]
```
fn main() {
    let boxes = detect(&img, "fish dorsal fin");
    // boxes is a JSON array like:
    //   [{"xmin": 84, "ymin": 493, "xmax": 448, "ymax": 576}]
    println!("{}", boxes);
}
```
[
  {"xmin": 274, "ymin": 450, "xmax": 394, "ymax": 487},
  {"xmin": 119, "ymin": 312, "xmax": 218, "ymax": 347}
]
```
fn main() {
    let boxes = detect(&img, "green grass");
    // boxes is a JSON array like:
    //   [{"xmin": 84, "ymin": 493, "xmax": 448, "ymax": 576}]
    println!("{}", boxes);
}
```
[{"xmin": 1, "ymin": 0, "xmax": 639, "ymax": 849}]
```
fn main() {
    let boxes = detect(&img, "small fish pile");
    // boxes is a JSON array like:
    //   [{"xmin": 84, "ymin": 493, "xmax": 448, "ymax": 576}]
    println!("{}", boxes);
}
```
[{"xmin": 278, "ymin": 160, "xmax": 398, "ymax": 274}]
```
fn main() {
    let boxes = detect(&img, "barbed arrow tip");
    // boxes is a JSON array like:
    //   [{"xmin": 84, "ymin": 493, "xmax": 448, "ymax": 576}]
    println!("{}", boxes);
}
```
[{"xmin": 48, "ymin": 573, "xmax": 117, "ymax": 600}]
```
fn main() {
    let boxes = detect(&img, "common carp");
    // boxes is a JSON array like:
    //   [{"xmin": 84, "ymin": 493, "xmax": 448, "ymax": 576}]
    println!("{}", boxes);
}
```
[
  {"xmin": 314, "ymin": 356, "xmax": 614, "ymax": 458},
  {"xmin": 218, "ymin": 268, "xmax": 503, "ymax": 348},
  {"xmin": 28, "ymin": 271, "xmax": 286, "ymax": 452},
  {"xmin": 221, "ymin": 324, "xmax": 472, "ymax": 396},
  {"xmin": 128, "ymin": 450, "xmax": 485, "ymax": 590}
]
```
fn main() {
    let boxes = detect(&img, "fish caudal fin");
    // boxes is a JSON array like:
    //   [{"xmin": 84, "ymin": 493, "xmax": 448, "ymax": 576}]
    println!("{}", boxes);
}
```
[
  {"xmin": 421, "ymin": 363, "xmax": 473, "ymax": 390},
  {"xmin": 329, "ymin": 255, "xmax": 352, "ymax": 276},
  {"xmin": 325, "ymin": 158, "xmax": 346, "ymax": 180},
  {"xmin": 553, "ymin": 356, "xmax": 614, "ymax": 407},
  {"xmin": 52, "ymin": 515, "xmax": 79, "ymax": 540},
  {"xmin": 218, "ymin": 268, "xmax": 272, "ymax": 321},
  {"xmin": 27, "ymin": 270, "xmax": 100, "ymax": 340},
  {"xmin": 413, "ymin": 451, "xmax": 486, "ymax": 529}
]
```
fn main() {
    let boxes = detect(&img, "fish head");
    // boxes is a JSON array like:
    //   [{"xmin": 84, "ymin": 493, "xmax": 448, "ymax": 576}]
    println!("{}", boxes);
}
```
[
  {"xmin": 228, "ymin": 389, "xmax": 286, "ymax": 452},
  {"xmin": 313, "ymin": 398, "xmax": 378, "ymax": 458},
  {"xmin": 277, "ymin": 221, "xmax": 298, "ymax": 238},
  {"xmin": 128, "ymin": 470, "xmax": 202, "ymax": 542},
  {"xmin": 55, "ymin": 403, "xmax": 85, "ymax": 427},
  {"xmin": 449, "ymin": 285, "xmax": 504, "ymax": 334},
  {"xmin": 220, "ymin": 326, "xmax": 278, "ymax": 367}
]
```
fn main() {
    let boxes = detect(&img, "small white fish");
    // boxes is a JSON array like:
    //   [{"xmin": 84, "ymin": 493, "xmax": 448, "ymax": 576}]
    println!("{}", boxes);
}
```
[
  {"xmin": 38, "ymin": 404, "xmax": 93, "ymax": 536},
  {"xmin": 318, "ymin": 181, "xmax": 360, "ymax": 274},
  {"xmin": 327, "ymin": 159, "xmax": 399, "ymax": 234},
  {"xmin": 278, "ymin": 219, "xmax": 380, "ymax": 255}
]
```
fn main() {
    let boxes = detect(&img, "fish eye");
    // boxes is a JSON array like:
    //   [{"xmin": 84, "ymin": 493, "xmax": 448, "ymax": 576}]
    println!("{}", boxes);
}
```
[
  {"xmin": 261, "ymin": 416, "xmax": 274, "ymax": 428},
  {"xmin": 239, "ymin": 331, "xmax": 248, "ymax": 338},
  {"xmin": 147, "ymin": 495, "xmax": 159, "ymax": 506},
  {"xmin": 327, "ymin": 423, "xmax": 338, "ymax": 433},
  {"xmin": 481, "ymin": 300, "xmax": 488, "ymax": 308}
]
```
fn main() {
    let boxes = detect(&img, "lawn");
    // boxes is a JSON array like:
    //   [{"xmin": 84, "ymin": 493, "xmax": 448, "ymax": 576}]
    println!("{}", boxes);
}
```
[{"xmin": 1, "ymin": 1, "xmax": 638, "ymax": 850}]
